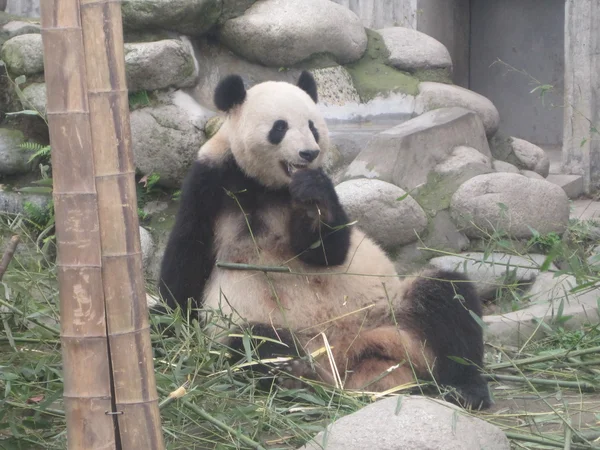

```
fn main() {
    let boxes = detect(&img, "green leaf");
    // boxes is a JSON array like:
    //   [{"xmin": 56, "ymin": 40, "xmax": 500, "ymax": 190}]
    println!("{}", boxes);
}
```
[
  {"xmin": 469, "ymin": 310, "xmax": 488, "ymax": 331},
  {"xmin": 447, "ymin": 356, "xmax": 471, "ymax": 365},
  {"xmin": 32, "ymin": 178, "xmax": 53, "ymax": 186},
  {"xmin": 309, "ymin": 240, "xmax": 322, "ymax": 250},
  {"xmin": 6, "ymin": 110, "xmax": 41, "ymax": 117},
  {"xmin": 14, "ymin": 75, "xmax": 26, "ymax": 85}
]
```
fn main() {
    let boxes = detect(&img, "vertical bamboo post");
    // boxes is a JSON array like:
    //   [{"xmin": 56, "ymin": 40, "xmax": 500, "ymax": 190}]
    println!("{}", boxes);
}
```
[
  {"xmin": 40, "ymin": 0, "xmax": 117, "ymax": 448},
  {"xmin": 40, "ymin": 0, "xmax": 165, "ymax": 448},
  {"xmin": 79, "ymin": 0, "xmax": 164, "ymax": 448}
]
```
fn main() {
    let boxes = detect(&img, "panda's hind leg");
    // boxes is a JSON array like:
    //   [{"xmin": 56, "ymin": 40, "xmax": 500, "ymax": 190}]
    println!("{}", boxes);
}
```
[{"xmin": 398, "ymin": 269, "xmax": 492, "ymax": 410}]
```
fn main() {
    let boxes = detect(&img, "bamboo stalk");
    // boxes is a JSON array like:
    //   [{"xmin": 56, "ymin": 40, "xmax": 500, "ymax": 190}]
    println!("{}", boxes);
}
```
[
  {"xmin": 488, "ymin": 346, "xmax": 600, "ymax": 370},
  {"xmin": 482, "ymin": 374, "xmax": 597, "ymax": 391},
  {"xmin": 216, "ymin": 261, "xmax": 292, "ymax": 273},
  {"xmin": 40, "ymin": 1, "xmax": 117, "ymax": 448},
  {"xmin": 0, "ymin": 235, "xmax": 20, "ymax": 281},
  {"xmin": 78, "ymin": 0, "xmax": 164, "ymax": 448}
]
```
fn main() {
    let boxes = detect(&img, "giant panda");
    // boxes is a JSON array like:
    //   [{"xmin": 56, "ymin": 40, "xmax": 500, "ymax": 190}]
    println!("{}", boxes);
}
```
[{"xmin": 158, "ymin": 71, "xmax": 491, "ymax": 410}]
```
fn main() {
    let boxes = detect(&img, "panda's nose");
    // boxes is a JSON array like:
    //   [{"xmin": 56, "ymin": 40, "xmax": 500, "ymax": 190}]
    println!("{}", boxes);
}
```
[{"xmin": 299, "ymin": 149, "xmax": 320, "ymax": 162}]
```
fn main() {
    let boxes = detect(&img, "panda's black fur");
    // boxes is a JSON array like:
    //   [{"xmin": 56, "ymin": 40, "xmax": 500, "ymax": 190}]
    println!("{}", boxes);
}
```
[{"xmin": 159, "ymin": 71, "xmax": 492, "ymax": 410}]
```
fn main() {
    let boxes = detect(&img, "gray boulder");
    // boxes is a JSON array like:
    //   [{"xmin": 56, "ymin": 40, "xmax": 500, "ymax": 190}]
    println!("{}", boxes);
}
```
[
  {"xmin": 335, "ymin": 179, "xmax": 427, "ymax": 251},
  {"xmin": 450, "ymin": 173, "xmax": 570, "ymax": 239},
  {"xmin": 125, "ymin": 39, "xmax": 197, "ymax": 92},
  {"xmin": 0, "ymin": 20, "xmax": 40, "ymax": 48},
  {"xmin": 311, "ymin": 66, "xmax": 360, "ymax": 106},
  {"xmin": 299, "ymin": 396, "xmax": 510, "ymax": 450},
  {"xmin": 220, "ymin": 0, "xmax": 367, "ymax": 66},
  {"xmin": 121, "ymin": 0, "xmax": 235, "ymax": 36},
  {"xmin": 19, "ymin": 82, "xmax": 46, "ymax": 117},
  {"xmin": 414, "ymin": 82, "xmax": 500, "ymax": 137},
  {"xmin": 343, "ymin": 107, "xmax": 491, "ymax": 192},
  {"xmin": 0, "ymin": 188, "xmax": 51, "ymax": 216},
  {"xmin": 0, "ymin": 128, "xmax": 34, "ymax": 175},
  {"xmin": 492, "ymin": 160, "xmax": 520, "ymax": 174},
  {"xmin": 510, "ymin": 137, "xmax": 550, "ymax": 177},
  {"xmin": 378, "ymin": 27, "xmax": 452, "ymax": 72},
  {"xmin": 0, "ymin": 33, "xmax": 43, "ymax": 76},
  {"xmin": 130, "ymin": 103, "xmax": 207, "ymax": 188}
]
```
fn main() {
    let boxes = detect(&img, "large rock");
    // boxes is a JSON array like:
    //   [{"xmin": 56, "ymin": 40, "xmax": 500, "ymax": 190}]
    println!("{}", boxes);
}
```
[
  {"xmin": 188, "ymin": 38, "xmax": 303, "ymax": 110},
  {"xmin": 429, "ymin": 252, "xmax": 557, "ymax": 299},
  {"xmin": 125, "ymin": 39, "xmax": 197, "ymax": 92},
  {"xmin": 450, "ymin": 173, "xmax": 570, "ymax": 239},
  {"xmin": 378, "ymin": 27, "xmax": 452, "ymax": 72},
  {"xmin": 0, "ymin": 188, "xmax": 51, "ymax": 216},
  {"xmin": 0, "ymin": 20, "xmax": 40, "ymax": 48},
  {"xmin": 19, "ymin": 82, "xmax": 46, "ymax": 117},
  {"xmin": 220, "ymin": 0, "xmax": 367, "ymax": 66},
  {"xmin": 510, "ymin": 137, "xmax": 550, "ymax": 177},
  {"xmin": 343, "ymin": 107, "xmax": 491, "ymax": 192},
  {"xmin": 0, "ymin": 33, "xmax": 43, "ymax": 76},
  {"xmin": 121, "ymin": 0, "xmax": 237, "ymax": 36},
  {"xmin": 414, "ymin": 82, "xmax": 500, "ymax": 137},
  {"xmin": 130, "ymin": 102, "xmax": 208, "ymax": 188},
  {"xmin": 335, "ymin": 179, "xmax": 427, "ymax": 251},
  {"xmin": 311, "ymin": 66, "xmax": 360, "ymax": 106},
  {"xmin": 492, "ymin": 160, "xmax": 520, "ymax": 174},
  {"xmin": 299, "ymin": 396, "xmax": 510, "ymax": 450},
  {"xmin": 0, "ymin": 128, "xmax": 34, "ymax": 175},
  {"xmin": 139, "ymin": 226, "xmax": 155, "ymax": 269},
  {"xmin": 414, "ymin": 145, "xmax": 493, "ymax": 212}
]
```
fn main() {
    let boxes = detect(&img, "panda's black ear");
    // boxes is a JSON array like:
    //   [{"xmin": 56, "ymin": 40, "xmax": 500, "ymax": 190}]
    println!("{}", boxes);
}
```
[
  {"xmin": 214, "ymin": 74, "xmax": 247, "ymax": 112},
  {"xmin": 297, "ymin": 71, "xmax": 318, "ymax": 103}
]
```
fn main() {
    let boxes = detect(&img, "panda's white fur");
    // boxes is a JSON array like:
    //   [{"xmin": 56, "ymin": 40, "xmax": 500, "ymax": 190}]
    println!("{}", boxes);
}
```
[{"xmin": 159, "ymin": 72, "xmax": 491, "ymax": 408}]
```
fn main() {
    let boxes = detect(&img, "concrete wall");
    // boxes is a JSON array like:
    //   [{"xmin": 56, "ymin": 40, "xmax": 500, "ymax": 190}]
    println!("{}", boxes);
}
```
[
  {"xmin": 416, "ymin": 0, "xmax": 470, "ymax": 87},
  {"xmin": 5, "ymin": 0, "xmax": 39, "ymax": 17},
  {"xmin": 469, "ymin": 0, "xmax": 565, "ymax": 146},
  {"xmin": 330, "ymin": 0, "xmax": 418, "ymax": 29}
]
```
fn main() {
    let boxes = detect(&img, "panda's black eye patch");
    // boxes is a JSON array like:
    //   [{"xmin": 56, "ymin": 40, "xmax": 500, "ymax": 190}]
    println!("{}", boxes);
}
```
[
  {"xmin": 268, "ymin": 120, "xmax": 288, "ymax": 145},
  {"xmin": 309, "ymin": 120, "xmax": 319, "ymax": 143}
]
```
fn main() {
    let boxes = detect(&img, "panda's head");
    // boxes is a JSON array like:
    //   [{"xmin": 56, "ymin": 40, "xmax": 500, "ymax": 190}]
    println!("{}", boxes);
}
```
[{"xmin": 213, "ymin": 71, "xmax": 329, "ymax": 188}]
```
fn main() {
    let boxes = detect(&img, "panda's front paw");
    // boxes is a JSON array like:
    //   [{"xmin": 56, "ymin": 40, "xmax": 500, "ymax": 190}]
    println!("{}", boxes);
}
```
[{"xmin": 289, "ymin": 169, "xmax": 335, "ymax": 205}]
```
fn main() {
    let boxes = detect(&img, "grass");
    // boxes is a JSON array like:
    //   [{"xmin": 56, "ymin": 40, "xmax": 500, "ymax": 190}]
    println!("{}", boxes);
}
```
[{"xmin": 1, "ymin": 213, "xmax": 600, "ymax": 449}]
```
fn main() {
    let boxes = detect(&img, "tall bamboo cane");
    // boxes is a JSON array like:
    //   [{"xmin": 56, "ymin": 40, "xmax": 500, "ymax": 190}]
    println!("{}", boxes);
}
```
[{"xmin": 40, "ymin": 0, "xmax": 165, "ymax": 448}]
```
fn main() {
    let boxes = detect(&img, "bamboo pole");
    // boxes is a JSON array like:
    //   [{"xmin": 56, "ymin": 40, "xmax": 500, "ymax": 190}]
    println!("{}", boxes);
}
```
[
  {"xmin": 40, "ymin": 0, "xmax": 164, "ymax": 448},
  {"xmin": 79, "ymin": 0, "xmax": 164, "ymax": 447}
]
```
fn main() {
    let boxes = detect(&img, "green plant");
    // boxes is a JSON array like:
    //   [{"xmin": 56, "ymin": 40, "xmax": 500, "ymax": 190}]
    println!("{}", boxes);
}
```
[{"xmin": 19, "ymin": 142, "xmax": 52, "ymax": 164}]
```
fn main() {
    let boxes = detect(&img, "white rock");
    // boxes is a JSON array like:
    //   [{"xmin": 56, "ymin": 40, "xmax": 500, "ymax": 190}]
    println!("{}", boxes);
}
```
[
  {"xmin": 336, "ymin": 179, "xmax": 427, "ymax": 250},
  {"xmin": 510, "ymin": 137, "xmax": 550, "ymax": 177},
  {"xmin": 0, "ymin": 33, "xmax": 43, "ymax": 76},
  {"xmin": 450, "ymin": 173, "xmax": 570, "ymax": 239},
  {"xmin": 124, "ymin": 39, "xmax": 197, "ymax": 92},
  {"xmin": 378, "ymin": 27, "xmax": 452, "ymax": 72},
  {"xmin": 414, "ymin": 82, "xmax": 500, "ymax": 137},
  {"xmin": 492, "ymin": 160, "xmax": 520, "ymax": 174},
  {"xmin": 343, "ymin": 107, "xmax": 491, "ymax": 191},
  {"xmin": 435, "ymin": 145, "xmax": 492, "ymax": 175},
  {"xmin": 299, "ymin": 396, "xmax": 510, "ymax": 450},
  {"xmin": 220, "ymin": 0, "xmax": 367, "ymax": 66}
]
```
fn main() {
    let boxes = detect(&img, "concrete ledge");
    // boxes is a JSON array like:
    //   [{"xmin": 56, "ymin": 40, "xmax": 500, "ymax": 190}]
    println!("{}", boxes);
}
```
[{"xmin": 546, "ymin": 174, "xmax": 584, "ymax": 199}]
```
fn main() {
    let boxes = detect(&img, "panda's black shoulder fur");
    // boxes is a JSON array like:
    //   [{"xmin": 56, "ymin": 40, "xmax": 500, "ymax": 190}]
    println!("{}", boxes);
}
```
[{"xmin": 158, "ymin": 155, "xmax": 351, "ymax": 311}]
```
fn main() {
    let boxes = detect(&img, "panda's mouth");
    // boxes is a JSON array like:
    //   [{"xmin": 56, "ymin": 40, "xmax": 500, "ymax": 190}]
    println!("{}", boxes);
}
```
[{"xmin": 281, "ymin": 161, "xmax": 308, "ymax": 177}]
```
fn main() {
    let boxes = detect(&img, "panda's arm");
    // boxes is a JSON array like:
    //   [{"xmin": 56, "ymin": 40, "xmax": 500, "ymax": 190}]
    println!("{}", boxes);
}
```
[
  {"xmin": 288, "ymin": 169, "xmax": 351, "ymax": 266},
  {"xmin": 158, "ymin": 160, "xmax": 225, "ymax": 310}
]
